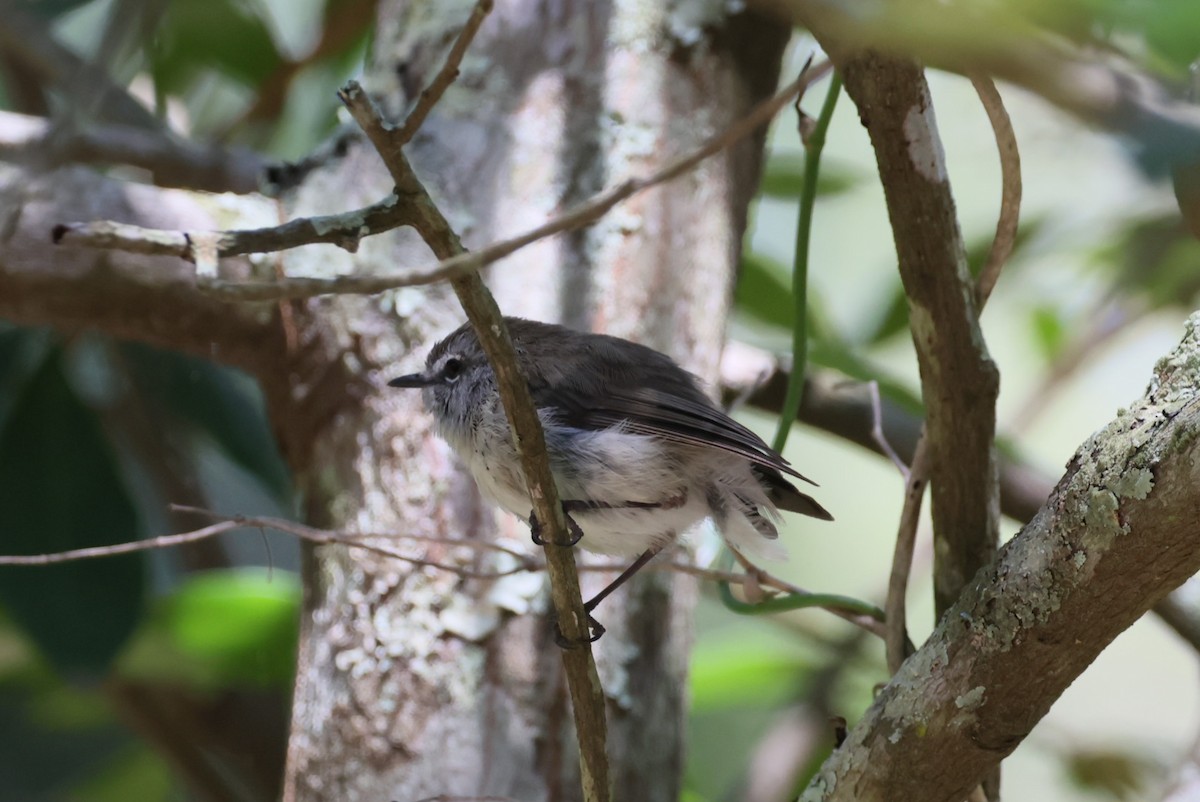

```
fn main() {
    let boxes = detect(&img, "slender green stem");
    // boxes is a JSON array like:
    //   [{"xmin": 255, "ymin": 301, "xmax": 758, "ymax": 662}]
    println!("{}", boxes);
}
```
[
  {"xmin": 718, "ymin": 580, "xmax": 885, "ymax": 620},
  {"xmin": 721, "ymin": 76, "xmax": 868, "ymax": 631},
  {"xmin": 714, "ymin": 545, "xmax": 885, "ymax": 623},
  {"xmin": 771, "ymin": 72, "xmax": 842, "ymax": 454}
]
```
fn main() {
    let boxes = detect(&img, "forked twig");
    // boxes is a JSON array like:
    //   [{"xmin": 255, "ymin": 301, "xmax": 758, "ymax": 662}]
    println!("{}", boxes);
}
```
[{"xmin": 883, "ymin": 74, "xmax": 1022, "ymax": 674}]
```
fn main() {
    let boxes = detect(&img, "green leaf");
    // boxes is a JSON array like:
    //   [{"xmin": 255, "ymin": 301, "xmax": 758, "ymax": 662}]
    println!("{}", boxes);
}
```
[
  {"xmin": 1030, "ymin": 305, "xmax": 1066, "ymax": 361},
  {"xmin": 0, "ymin": 326, "xmax": 54, "ymax": 433},
  {"xmin": 690, "ymin": 637, "xmax": 814, "ymax": 710},
  {"xmin": 1141, "ymin": 0, "xmax": 1200, "ymax": 72},
  {"xmin": 68, "ymin": 744, "xmax": 173, "ymax": 802},
  {"xmin": 120, "ymin": 342, "xmax": 291, "ymax": 501},
  {"xmin": 861, "ymin": 281, "xmax": 910, "ymax": 345},
  {"xmin": 1063, "ymin": 746, "xmax": 1154, "ymax": 800},
  {"xmin": 151, "ymin": 0, "xmax": 282, "ymax": 92},
  {"xmin": 760, "ymin": 153, "xmax": 861, "ymax": 199},
  {"xmin": 121, "ymin": 569, "xmax": 299, "ymax": 689},
  {"xmin": 735, "ymin": 250, "xmax": 795, "ymax": 331},
  {"xmin": 0, "ymin": 350, "xmax": 145, "ymax": 677}
]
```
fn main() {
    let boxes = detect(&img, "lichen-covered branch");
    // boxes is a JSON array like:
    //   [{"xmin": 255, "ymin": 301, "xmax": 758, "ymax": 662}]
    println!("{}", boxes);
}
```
[{"xmin": 801, "ymin": 312, "xmax": 1200, "ymax": 801}]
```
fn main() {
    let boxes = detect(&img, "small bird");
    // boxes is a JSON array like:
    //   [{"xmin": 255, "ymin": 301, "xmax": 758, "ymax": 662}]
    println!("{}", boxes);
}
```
[{"xmin": 389, "ymin": 318, "xmax": 832, "ymax": 638}]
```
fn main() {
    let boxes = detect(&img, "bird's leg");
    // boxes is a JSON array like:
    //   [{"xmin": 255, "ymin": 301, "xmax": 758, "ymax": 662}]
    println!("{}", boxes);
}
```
[
  {"xmin": 528, "ymin": 488, "xmax": 689, "ymax": 547},
  {"xmin": 583, "ymin": 546, "xmax": 663, "ymax": 613},
  {"xmin": 554, "ymin": 545, "xmax": 664, "ymax": 649}
]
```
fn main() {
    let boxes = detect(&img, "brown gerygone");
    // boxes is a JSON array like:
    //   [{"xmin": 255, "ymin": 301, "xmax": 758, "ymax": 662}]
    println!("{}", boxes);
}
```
[{"xmin": 389, "ymin": 318, "xmax": 832, "ymax": 639}]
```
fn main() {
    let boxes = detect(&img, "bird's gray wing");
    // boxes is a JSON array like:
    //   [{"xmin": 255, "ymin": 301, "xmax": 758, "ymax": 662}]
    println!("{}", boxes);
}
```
[{"xmin": 553, "ymin": 382, "xmax": 818, "ymax": 486}]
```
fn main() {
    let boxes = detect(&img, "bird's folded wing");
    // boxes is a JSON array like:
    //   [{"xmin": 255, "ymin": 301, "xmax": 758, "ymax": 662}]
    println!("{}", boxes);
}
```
[{"xmin": 562, "ymin": 386, "xmax": 818, "ymax": 486}]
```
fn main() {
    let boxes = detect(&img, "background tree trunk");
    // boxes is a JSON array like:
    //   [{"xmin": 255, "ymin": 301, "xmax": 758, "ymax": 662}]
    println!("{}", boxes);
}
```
[
  {"xmin": 270, "ymin": 3, "xmax": 788, "ymax": 800},
  {"xmin": 0, "ymin": 2, "xmax": 788, "ymax": 798}
]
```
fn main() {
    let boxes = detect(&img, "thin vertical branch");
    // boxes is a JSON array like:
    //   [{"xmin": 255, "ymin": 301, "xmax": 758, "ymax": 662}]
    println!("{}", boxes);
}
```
[
  {"xmin": 394, "ymin": 0, "xmax": 494, "ymax": 146},
  {"xmin": 970, "ymin": 75, "xmax": 1022, "ymax": 308},
  {"xmin": 883, "ymin": 76, "xmax": 1021, "ymax": 674},
  {"xmin": 884, "ymin": 432, "xmax": 929, "ymax": 673},
  {"xmin": 337, "ymin": 81, "xmax": 610, "ymax": 802}
]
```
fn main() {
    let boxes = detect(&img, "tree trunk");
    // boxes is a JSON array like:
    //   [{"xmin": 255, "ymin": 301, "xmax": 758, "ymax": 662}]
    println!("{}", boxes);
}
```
[
  {"xmin": 0, "ymin": 2, "xmax": 787, "ymax": 797},
  {"xmin": 272, "ymin": 3, "xmax": 788, "ymax": 800}
]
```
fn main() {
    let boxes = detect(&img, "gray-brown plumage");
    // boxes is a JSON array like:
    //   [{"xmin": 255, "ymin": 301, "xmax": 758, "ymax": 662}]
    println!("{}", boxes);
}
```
[{"xmin": 392, "ymin": 318, "xmax": 831, "ymax": 563}]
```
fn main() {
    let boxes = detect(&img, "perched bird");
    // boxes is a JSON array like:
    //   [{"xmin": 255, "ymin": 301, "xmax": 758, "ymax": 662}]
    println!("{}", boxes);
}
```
[{"xmin": 389, "ymin": 317, "xmax": 832, "ymax": 635}]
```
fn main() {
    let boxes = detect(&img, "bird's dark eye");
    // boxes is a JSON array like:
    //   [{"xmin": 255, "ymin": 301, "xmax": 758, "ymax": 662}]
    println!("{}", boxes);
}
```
[{"xmin": 443, "ymin": 357, "xmax": 464, "ymax": 382}]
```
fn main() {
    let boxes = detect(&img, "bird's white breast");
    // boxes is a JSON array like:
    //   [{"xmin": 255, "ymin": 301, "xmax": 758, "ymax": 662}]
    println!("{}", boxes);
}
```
[{"xmin": 445, "ymin": 413, "xmax": 708, "ymax": 556}]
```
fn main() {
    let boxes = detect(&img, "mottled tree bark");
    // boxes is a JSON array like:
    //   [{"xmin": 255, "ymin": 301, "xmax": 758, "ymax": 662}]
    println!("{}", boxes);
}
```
[
  {"xmin": 0, "ymin": 2, "xmax": 787, "ymax": 800},
  {"xmin": 800, "ymin": 314, "xmax": 1200, "ymax": 801},
  {"xmin": 278, "ymin": 5, "xmax": 786, "ymax": 799}
]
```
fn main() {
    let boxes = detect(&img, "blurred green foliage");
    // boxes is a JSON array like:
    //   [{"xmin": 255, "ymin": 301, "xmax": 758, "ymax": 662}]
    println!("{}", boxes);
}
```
[
  {"xmin": 0, "ymin": 347, "xmax": 146, "ymax": 676},
  {"xmin": 120, "ymin": 569, "xmax": 300, "ymax": 689},
  {"xmin": 1010, "ymin": 0, "xmax": 1200, "ymax": 74},
  {"xmin": 0, "ymin": 0, "xmax": 1196, "ymax": 799}
]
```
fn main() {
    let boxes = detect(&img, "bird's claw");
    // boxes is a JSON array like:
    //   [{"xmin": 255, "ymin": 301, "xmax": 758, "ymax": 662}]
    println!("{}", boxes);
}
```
[
  {"xmin": 528, "ymin": 508, "xmax": 584, "ymax": 547},
  {"xmin": 552, "ymin": 611, "xmax": 606, "ymax": 648}
]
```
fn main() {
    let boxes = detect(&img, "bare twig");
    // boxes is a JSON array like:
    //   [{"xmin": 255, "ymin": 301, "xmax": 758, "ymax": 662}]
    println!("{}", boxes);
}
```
[
  {"xmin": 0, "ymin": 513, "xmax": 535, "ymax": 580},
  {"xmin": 54, "ymin": 195, "xmax": 420, "ymax": 268},
  {"xmin": 0, "ymin": 508, "xmax": 874, "ymax": 630},
  {"xmin": 882, "ymin": 76, "xmax": 1021, "ymax": 675},
  {"xmin": 885, "ymin": 433, "xmax": 930, "ymax": 674},
  {"xmin": 970, "ymin": 76, "xmax": 1022, "ymax": 307},
  {"xmin": 0, "ymin": 520, "xmax": 239, "ymax": 565},
  {"xmin": 336, "ymin": 60, "xmax": 615, "ymax": 800},
  {"xmin": 868, "ymin": 379, "xmax": 907, "ymax": 475},
  {"xmin": 0, "ymin": 110, "xmax": 266, "ymax": 193},
  {"xmin": 395, "ymin": 0, "xmax": 494, "ymax": 145},
  {"xmin": 169, "ymin": 504, "xmax": 534, "ymax": 562},
  {"xmin": 53, "ymin": 70, "xmax": 825, "ymax": 303}
]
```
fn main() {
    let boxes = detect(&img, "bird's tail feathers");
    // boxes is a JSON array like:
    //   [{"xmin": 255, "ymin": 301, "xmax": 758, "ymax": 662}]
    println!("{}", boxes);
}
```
[{"xmin": 722, "ymin": 509, "xmax": 789, "ymax": 562}]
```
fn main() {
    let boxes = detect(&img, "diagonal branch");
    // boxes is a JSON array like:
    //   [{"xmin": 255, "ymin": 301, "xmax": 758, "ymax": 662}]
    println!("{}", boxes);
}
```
[
  {"xmin": 394, "ymin": 0, "xmax": 494, "ymax": 146},
  {"xmin": 337, "ymin": 78, "xmax": 611, "ymax": 802},
  {"xmin": 801, "ymin": 313, "xmax": 1200, "ymax": 801}
]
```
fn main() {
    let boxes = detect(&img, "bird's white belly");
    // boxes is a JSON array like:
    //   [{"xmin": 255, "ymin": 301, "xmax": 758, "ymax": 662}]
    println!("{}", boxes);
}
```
[{"xmin": 458, "ymin": 421, "xmax": 706, "ymax": 556}]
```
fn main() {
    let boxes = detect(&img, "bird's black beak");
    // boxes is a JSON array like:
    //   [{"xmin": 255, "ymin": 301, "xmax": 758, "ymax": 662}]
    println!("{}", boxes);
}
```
[{"xmin": 387, "ymin": 372, "xmax": 436, "ymax": 388}]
